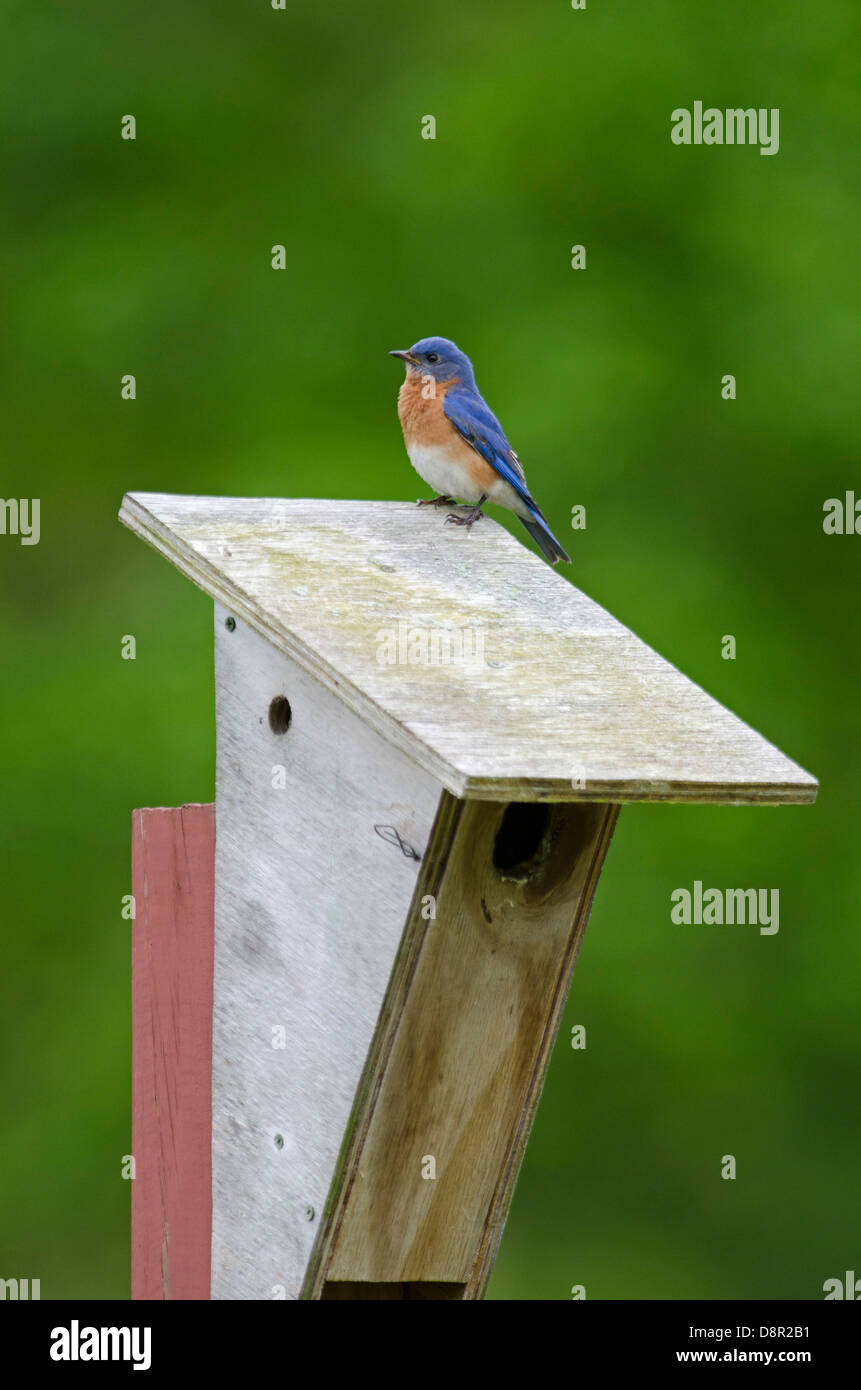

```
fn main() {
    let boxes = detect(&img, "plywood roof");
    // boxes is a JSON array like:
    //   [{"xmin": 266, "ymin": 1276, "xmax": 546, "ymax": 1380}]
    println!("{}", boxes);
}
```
[{"xmin": 120, "ymin": 493, "xmax": 817, "ymax": 804}]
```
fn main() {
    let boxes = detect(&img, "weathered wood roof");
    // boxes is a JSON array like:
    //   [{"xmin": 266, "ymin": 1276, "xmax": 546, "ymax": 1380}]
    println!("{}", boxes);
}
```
[{"xmin": 119, "ymin": 493, "xmax": 817, "ymax": 804}]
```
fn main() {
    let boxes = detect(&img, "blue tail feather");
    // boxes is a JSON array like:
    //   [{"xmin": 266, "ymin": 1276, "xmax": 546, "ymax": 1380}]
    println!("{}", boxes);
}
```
[{"xmin": 520, "ymin": 511, "xmax": 571, "ymax": 566}]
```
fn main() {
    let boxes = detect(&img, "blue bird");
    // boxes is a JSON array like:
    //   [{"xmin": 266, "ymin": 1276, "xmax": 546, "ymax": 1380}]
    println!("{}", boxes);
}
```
[{"xmin": 389, "ymin": 336, "xmax": 571, "ymax": 566}]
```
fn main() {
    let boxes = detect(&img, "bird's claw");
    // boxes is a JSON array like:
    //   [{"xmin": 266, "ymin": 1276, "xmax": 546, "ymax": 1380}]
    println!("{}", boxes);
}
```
[
  {"xmin": 416, "ymin": 495, "xmax": 455, "ymax": 508},
  {"xmin": 445, "ymin": 508, "xmax": 484, "ymax": 529}
]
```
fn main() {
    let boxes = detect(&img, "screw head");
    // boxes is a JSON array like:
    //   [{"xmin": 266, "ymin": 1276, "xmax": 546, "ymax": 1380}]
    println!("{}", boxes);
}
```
[
  {"xmin": 304, "ymin": 1205, "xmax": 315, "ymax": 1221},
  {"xmin": 274, "ymin": 1133, "xmax": 284, "ymax": 1150},
  {"xmin": 225, "ymin": 616, "xmax": 236, "ymax": 632}
]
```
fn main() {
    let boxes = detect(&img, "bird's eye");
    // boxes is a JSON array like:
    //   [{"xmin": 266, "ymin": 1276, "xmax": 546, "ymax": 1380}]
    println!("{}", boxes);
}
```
[{"xmin": 426, "ymin": 352, "xmax": 439, "ymax": 364}]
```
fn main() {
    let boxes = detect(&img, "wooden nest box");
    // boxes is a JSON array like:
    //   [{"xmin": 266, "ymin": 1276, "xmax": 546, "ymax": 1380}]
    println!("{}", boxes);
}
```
[{"xmin": 120, "ymin": 492, "xmax": 817, "ymax": 1301}]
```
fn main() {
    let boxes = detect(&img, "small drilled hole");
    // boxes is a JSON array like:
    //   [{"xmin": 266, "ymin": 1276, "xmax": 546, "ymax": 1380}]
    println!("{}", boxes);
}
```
[{"xmin": 269, "ymin": 696, "xmax": 292, "ymax": 735}]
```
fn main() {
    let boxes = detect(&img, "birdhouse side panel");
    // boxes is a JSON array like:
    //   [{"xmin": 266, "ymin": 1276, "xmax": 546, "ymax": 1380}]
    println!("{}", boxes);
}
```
[{"xmin": 211, "ymin": 603, "xmax": 442, "ymax": 1299}]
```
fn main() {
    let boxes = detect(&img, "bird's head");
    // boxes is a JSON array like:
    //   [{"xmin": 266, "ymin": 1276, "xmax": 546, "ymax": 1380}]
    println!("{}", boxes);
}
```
[{"xmin": 389, "ymin": 336, "xmax": 475, "ymax": 387}]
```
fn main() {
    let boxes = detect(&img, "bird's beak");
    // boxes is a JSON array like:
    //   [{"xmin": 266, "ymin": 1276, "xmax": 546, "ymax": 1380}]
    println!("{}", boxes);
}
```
[{"xmin": 389, "ymin": 349, "xmax": 417, "ymax": 364}]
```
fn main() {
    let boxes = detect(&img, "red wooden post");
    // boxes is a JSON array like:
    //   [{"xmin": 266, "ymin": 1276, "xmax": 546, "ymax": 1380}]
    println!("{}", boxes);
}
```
[{"xmin": 131, "ymin": 804, "xmax": 215, "ymax": 1300}]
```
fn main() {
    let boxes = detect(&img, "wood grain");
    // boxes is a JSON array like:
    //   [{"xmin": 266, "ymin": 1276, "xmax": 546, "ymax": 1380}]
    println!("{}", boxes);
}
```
[
  {"xmin": 131, "ymin": 803, "xmax": 214, "ymax": 1301},
  {"xmin": 305, "ymin": 796, "xmax": 619, "ymax": 1296},
  {"xmin": 119, "ymin": 493, "xmax": 817, "ymax": 805}
]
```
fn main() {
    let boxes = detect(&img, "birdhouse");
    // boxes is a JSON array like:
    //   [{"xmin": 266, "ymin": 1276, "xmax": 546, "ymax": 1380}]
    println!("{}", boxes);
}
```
[{"xmin": 121, "ymin": 492, "xmax": 817, "ymax": 1301}]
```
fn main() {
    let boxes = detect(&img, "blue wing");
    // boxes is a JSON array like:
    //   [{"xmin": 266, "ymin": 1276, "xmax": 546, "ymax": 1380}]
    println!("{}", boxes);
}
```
[
  {"xmin": 443, "ymin": 385, "xmax": 540, "ymax": 515},
  {"xmin": 443, "ymin": 383, "xmax": 571, "ymax": 566}
]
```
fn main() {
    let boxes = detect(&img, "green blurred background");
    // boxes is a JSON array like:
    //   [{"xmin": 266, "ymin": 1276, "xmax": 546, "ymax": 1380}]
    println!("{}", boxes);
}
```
[{"xmin": 1, "ymin": 0, "xmax": 858, "ymax": 1299}]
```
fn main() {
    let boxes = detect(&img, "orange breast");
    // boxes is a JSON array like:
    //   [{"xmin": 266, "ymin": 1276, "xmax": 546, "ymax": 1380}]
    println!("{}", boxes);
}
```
[
  {"xmin": 397, "ymin": 374, "xmax": 459, "ymax": 449},
  {"xmin": 396, "ymin": 374, "xmax": 502, "ymax": 493}
]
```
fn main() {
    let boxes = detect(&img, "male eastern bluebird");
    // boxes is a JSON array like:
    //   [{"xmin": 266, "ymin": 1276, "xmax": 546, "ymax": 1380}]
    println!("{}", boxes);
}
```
[{"xmin": 389, "ymin": 336, "xmax": 571, "ymax": 566}]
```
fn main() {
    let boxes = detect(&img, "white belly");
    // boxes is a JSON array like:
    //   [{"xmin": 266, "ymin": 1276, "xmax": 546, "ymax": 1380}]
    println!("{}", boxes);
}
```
[
  {"xmin": 407, "ymin": 443, "xmax": 483, "ymax": 503},
  {"xmin": 406, "ymin": 441, "xmax": 531, "ymax": 518}
]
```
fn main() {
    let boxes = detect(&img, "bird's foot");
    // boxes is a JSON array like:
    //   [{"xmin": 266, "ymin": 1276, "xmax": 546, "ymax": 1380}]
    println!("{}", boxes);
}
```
[
  {"xmin": 445, "ymin": 504, "xmax": 484, "ymax": 529},
  {"xmin": 416, "ymin": 495, "xmax": 455, "ymax": 508}
]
